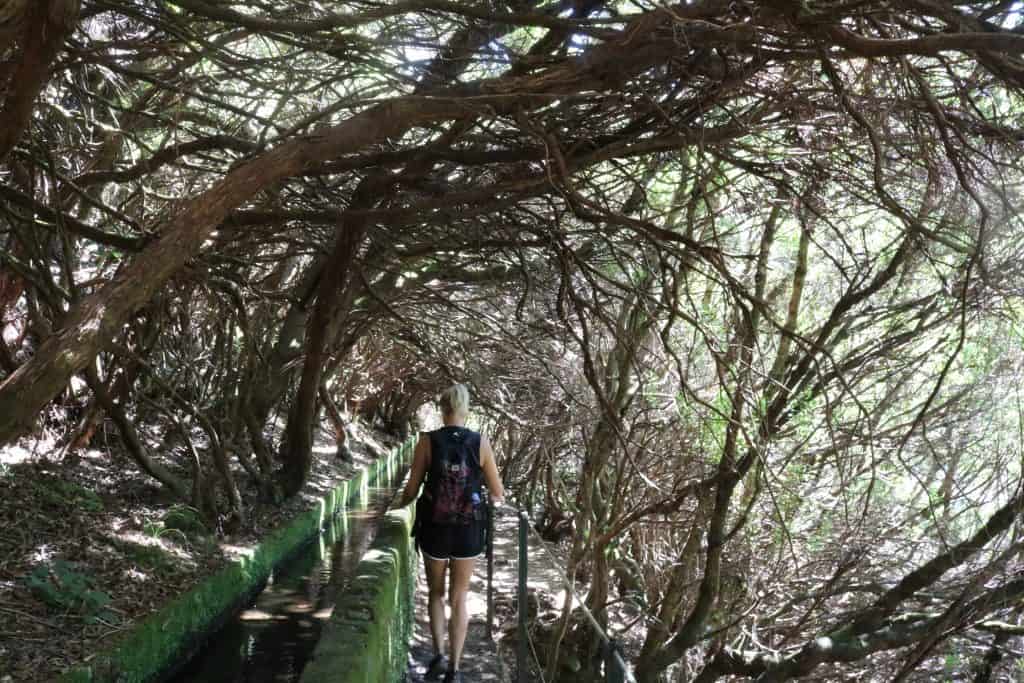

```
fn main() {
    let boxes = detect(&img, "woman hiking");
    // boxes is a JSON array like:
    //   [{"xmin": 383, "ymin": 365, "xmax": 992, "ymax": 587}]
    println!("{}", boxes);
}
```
[{"xmin": 397, "ymin": 383, "xmax": 506, "ymax": 683}]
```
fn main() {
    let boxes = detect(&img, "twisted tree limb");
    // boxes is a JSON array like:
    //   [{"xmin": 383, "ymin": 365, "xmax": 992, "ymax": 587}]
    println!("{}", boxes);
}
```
[{"xmin": 0, "ymin": 0, "xmax": 80, "ymax": 161}]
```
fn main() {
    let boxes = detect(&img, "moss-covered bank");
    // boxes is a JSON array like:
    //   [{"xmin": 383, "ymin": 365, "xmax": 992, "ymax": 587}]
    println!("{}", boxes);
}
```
[{"xmin": 60, "ymin": 440, "xmax": 413, "ymax": 683}]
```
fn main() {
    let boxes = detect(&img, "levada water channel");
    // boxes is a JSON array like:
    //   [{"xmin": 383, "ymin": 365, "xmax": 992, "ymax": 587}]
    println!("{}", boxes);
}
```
[{"xmin": 168, "ymin": 468, "xmax": 408, "ymax": 682}]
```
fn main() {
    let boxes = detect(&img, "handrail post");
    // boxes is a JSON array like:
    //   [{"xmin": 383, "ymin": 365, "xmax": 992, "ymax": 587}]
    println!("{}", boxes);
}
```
[
  {"xmin": 517, "ymin": 510, "xmax": 529, "ymax": 683},
  {"xmin": 604, "ymin": 639, "xmax": 637, "ymax": 683},
  {"xmin": 605, "ymin": 639, "xmax": 624, "ymax": 683}
]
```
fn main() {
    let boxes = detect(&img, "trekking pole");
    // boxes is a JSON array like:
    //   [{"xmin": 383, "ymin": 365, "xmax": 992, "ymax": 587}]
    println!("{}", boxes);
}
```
[
  {"xmin": 486, "ymin": 493, "xmax": 495, "ymax": 641},
  {"xmin": 517, "ymin": 510, "xmax": 529, "ymax": 683}
]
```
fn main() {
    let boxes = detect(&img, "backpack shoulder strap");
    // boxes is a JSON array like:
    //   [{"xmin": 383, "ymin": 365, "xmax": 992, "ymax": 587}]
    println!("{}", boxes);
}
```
[
  {"xmin": 466, "ymin": 430, "xmax": 484, "ymax": 492},
  {"xmin": 424, "ymin": 429, "xmax": 444, "ymax": 497}
]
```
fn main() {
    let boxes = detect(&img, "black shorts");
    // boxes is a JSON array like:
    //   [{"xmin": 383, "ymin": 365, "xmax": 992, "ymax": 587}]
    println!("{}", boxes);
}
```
[{"xmin": 418, "ymin": 520, "xmax": 486, "ymax": 560}]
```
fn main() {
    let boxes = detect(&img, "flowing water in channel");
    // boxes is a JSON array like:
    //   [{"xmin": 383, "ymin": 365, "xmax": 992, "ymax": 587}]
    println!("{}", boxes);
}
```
[{"xmin": 169, "ymin": 475, "xmax": 405, "ymax": 682}]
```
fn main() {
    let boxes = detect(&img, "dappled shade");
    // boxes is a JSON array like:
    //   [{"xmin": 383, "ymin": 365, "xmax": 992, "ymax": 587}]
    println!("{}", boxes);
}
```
[{"xmin": 1, "ymin": 0, "xmax": 1024, "ymax": 680}]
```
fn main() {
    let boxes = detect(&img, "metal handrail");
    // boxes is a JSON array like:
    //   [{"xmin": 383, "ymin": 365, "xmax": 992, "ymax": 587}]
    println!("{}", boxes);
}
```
[
  {"xmin": 487, "ymin": 505, "xmax": 635, "ymax": 683},
  {"xmin": 518, "ymin": 510, "xmax": 530, "ymax": 683}
]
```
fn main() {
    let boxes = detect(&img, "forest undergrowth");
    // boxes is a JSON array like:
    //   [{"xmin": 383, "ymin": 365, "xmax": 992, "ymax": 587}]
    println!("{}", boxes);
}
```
[{"xmin": 0, "ymin": 419, "xmax": 394, "ymax": 682}]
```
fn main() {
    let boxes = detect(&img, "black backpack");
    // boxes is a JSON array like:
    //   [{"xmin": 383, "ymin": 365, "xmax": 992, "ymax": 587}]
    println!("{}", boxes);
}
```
[{"xmin": 425, "ymin": 426, "xmax": 485, "ymax": 525}]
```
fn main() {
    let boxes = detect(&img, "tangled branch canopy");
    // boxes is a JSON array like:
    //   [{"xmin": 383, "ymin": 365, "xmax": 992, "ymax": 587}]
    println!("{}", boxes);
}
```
[{"xmin": 1, "ymin": 0, "xmax": 1024, "ymax": 680}]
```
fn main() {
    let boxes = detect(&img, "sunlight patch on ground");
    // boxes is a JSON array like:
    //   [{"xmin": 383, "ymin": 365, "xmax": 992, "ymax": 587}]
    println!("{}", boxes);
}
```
[
  {"xmin": 30, "ymin": 544, "xmax": 55, "ymax": 564},
  {"xmin": 284, "ymin": 601, "xmax": 314, "ymax": 614},
  {"xmin": 115, "ymin": 530, "xmax": 193, "ymax": 562},
  {"xmin": 466, "ymin": 589, "xmax": 487, "ymax": 615},
  {"xmin": 240, "ymin": 608, "xmax": 284, "ymax": 621},
  {"xmin": 77, "ymin": 448, "xmax": 110, "ymax": 464},
  {"xmin": 2, "ymin": 443, "xmax": 47, "ymax": 466},
  {"xmin": 122, "ymin": 567, "xmax": 149, "ymax": 583},
  {"xmin": 221, "ymin": 542, "xmax": 258, "ymax": 562}
]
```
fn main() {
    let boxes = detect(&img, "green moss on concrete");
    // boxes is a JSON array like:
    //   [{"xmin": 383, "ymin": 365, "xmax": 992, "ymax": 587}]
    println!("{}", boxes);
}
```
[
  {"xmin": 60, "ymin": 440, "xmax": 413, "ymax": 683},
  {"xmin": 300, "ymin": 502, "xmax": 417, "ymax": 683}
]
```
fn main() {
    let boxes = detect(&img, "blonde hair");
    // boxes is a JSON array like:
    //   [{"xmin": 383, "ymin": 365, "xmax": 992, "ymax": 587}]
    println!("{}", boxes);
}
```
[{"xmin": 439, "ymin": 383, "xmax": 470, "ymax": 417}]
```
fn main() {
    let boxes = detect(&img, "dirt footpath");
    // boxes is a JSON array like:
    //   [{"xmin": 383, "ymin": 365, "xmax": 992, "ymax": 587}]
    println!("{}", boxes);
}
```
[{"xmin": 405, "ymin": 509, "xmax": 521, "ymax": 683}]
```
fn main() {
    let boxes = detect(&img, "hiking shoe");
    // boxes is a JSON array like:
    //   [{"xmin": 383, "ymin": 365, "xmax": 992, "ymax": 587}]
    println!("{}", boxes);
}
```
[
  {"xmin": 443, "ymin": 671, "xmax": 464, "ymax": 683},
  {"xmin": 425, "ymin": 654, "xmax": 448, "ymax": 680}
]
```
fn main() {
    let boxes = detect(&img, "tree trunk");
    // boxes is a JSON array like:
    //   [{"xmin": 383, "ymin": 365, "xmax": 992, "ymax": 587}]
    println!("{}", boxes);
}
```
[
  {"xmin": 246, "ymin": 254, "xmax": 326, "ymax": 427},
  {"xmin": 279, "ymin": 192, "xmax": 372, "ymax": 496},
  {"xmin": 244, "ymin": 407, "xmax": 277, "ymax": 492},
  {"xmin": 319, "ymin": 382, "xmax": 352, "ymax": 463},
  {"xmin": 0, "ymin": 0, "xmax": 80, "ymax": 161}
]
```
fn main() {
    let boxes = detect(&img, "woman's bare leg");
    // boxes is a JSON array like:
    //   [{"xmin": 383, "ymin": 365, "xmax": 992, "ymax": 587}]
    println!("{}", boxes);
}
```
[
  {"xmin": 425, "ymin": 556, "xmax": 449, "ymax": 656},
  {"xmin": 448, "ymin": 557, "xmax": 476, "ymax": 671}
]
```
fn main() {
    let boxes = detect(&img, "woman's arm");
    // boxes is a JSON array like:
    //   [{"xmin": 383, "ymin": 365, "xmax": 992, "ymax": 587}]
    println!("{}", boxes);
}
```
[
  {"xmin": 396, "ymin": 433, "xmax": 429, "ymax": 508},
  {"xmin": 480, "ymin": 434, "xmax": 505, "ymax": 504}
]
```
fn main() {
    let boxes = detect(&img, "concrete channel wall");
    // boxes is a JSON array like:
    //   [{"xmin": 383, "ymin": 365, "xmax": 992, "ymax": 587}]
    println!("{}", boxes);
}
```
[
  {"xmin": 60, "ymin": 439, "xmax": 414, "ymax": 683},
  {"xmin": 299, "ymin": 503, "xmax": 417, "ymax": 683}
]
